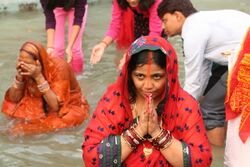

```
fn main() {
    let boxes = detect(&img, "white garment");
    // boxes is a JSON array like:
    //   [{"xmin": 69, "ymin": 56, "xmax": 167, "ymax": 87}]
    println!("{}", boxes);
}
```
[
  {"xmin": 181, "ymin": 10, "xmax": 250, "ymax": 99},
  {"xmin": 224, "ymin": 114, "xmax": 250, "ymax": 167}
]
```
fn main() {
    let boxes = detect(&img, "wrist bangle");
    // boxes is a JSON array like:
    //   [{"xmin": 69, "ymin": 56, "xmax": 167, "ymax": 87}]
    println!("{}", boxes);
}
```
[
  {"xmin": 15, "ymin": 76, "xmax": 24, "ymax": 84},
  {"xmin": 100, "ymin": 41, "xmax": 108, "ymax": 48},
  {"xmin": 37, "ymin": 80, "xmax": 50, "ymax": 93},
  {"xmin": 47, "ymin": 46, "xmax": 54, "ymax": 49}
]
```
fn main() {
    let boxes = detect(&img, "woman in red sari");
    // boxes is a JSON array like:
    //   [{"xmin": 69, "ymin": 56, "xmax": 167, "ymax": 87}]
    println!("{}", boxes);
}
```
[
  {"xmin": 82, "ymin": 36, "xmax": 212, "ymax": 166},
  {"xmin": 1, "ymin": 41, "xmax": 89, "ymax": 136}
]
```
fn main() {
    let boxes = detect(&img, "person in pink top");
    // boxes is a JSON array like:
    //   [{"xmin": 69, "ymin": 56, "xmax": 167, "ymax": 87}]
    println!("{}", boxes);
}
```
[
  {"xmin": 40, "ymin": 0, "xmax": 88, "ymax": 75},
  {"xmin": 90, "ymin": 0, "xmax": 163, "ymax": 66}
]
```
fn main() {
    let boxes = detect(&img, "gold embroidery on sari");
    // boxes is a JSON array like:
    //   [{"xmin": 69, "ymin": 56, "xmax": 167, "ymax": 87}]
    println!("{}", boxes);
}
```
[{"xmin": 229, "ymin": 53, "xmax": 250, "ymax": 130}]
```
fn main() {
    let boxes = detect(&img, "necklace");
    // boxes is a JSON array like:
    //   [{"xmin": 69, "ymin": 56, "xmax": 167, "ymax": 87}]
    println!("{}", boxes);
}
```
[
  {"xmin": 143, "ymin": 143, "xmax": 153, "ymax": 158},
  {"xmin": 131, "ymin": 102, "xmax": 154, "ymax": 158}
]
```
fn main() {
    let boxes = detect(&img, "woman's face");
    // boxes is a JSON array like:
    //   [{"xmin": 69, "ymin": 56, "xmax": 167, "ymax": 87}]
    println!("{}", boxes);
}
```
[
  {"xmin": 17, "ymin": 50, "xmax": 37, "ymax": 73},
  {"xmin": 18, "ymin": 51, "xmax": 36, "ymax": 65},
  {"xmin": 132, "ymin": 63, "xmax": 167, "ymax": 102},
  {"xmin": 126, "ymin": 0, "xmax": 139, "ymax": 7}
]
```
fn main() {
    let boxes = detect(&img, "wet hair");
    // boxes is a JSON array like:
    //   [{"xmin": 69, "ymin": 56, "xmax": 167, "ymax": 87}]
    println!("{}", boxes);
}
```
[
  {"xmin": 127, "ymin": 49, "xmax": 166, "ymax": 103},
  {"xmin": 117, "ymin": 0, "xmax": 155, "ymax": 11},
  {"xmin": 157, "ymin": 0, "xmax": 198, "ymax": 19}
]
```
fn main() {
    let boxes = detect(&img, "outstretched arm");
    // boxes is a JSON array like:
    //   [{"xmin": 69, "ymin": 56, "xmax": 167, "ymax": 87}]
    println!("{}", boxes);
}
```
[
  {"xmin": 65, "ymin": 25, "xmax": 81, "ymax": 63},
  {"xmin": 90, "ymin": 0, "xmax": 122, "ymax": 64},
  {"xmin": 66, "ymin": 0, "xmax": 87, "ymax": 62}
]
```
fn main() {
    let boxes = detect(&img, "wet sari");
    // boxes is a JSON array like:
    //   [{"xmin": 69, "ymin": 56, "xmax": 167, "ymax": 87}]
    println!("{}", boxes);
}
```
[
  {"xmin": 2, "ymin": 41, "xmax": 89, "ymax": 136},
  {"xmin": 82, "ymin": 36, "xmax": 212, "ymax": 166}
]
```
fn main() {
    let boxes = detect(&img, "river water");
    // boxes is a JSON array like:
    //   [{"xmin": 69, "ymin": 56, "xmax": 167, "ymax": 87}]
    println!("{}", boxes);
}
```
[{"xmin": 0, "ymin": 0, "xmax": 249, "ymax": 166}]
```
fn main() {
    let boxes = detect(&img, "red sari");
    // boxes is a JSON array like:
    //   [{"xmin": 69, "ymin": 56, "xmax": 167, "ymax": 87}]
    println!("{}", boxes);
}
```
[
  {"xmin": 82, "ymin": 36, "xmax": 211, "ymax": 166},
  {"xmin": 2, "ymin": 41, "xmax": 89, "ymax": 136}
]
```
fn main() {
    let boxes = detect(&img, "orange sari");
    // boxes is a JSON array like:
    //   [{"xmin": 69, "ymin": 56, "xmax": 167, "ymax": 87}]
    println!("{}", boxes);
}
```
[
  {"xmin": 2, "ymin": 41, "xmax": 89, "ymax": 136},
  {"xmin": 226, "ymin": 27, "xmax": 250, "ymax": 142}
]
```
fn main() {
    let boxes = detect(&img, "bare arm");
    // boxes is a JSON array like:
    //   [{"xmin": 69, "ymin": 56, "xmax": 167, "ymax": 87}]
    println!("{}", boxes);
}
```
[
  {"xmin": 46, "ymin": 28, "xmax": 55, "ymax": 54},
  {"xmin": 90, "ymin": 36, "xmax": 113, "ymax": 64},
  {"xmin": 34, "ymin": 73, "xmax": 59, "ymax": 112},
  {"xmin": 65, "ymin": 25, "xmax": 81, "ymax": 63},
  {"xmin": 160, "ymin": 138, "xmax": 183, "ymax": 166},
  {"xmin": 8, "ymin": 75, "xmax": 25, "ymax": 102},
  {"xmin": 20, "ymin": 61, "xmax": 59, "ymax": 112}
]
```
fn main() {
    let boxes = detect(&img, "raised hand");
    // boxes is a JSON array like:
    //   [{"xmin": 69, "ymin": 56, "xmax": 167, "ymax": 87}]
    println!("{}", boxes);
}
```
[
  {"xmin": 19, "ymin": 60, "xmax": 42, "ymax": 80},
  {"xmin": 145, "ymin": 94, "xmax": 161, "ymax": 137},
  {"xmin": 135, "ymin": 105, "xmax": 149, "ymax": 137},
  {"xmin": 90, "ymin": 43, "xmax": 106, "ymax": 65},
  {"xmin": 118, "ymin": 53, "xmax": 126, "ymax": 70},
  {"xmin": 16, "ymin": 61, "xmax": 24, "ymax": 80}
]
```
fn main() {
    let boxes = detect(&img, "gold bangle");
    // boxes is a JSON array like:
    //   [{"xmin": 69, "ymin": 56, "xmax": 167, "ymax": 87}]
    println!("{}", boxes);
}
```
[{"xmin": 40, "ymin": 86, "xmax": 50, "ymax": 94}]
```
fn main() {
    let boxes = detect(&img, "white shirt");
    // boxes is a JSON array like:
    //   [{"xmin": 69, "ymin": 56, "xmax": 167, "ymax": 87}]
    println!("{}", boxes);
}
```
[{"xmin": 181, "ymin": 10, "xmax": 250, "ymax": 99}]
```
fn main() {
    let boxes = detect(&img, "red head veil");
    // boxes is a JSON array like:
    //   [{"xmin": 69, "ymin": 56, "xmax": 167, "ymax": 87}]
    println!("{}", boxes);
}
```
[{"xmin": 83, "ymin": 36, "xmax": 211, "ymax": 166}]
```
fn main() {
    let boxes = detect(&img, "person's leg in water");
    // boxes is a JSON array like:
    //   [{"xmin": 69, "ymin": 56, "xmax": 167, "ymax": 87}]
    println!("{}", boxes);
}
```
[
  {"xmin": 200, "ymin": 64, "xmax": 227, "ymax": 146},
  {"xmin": 53, "ymin": 8, "xmax": 67, "ymax": 59}
]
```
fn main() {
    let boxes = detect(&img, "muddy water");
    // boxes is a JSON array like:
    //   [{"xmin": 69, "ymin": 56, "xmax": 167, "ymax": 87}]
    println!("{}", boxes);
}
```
[{"xmin": 0, "ymin": 0, "xmax": 249, "ymax": 166}]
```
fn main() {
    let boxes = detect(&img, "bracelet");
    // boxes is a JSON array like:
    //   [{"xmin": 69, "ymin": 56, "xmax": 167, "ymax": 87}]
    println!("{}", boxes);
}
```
[
  {"xmin": 15, "ymin": 76, "xmax": 24, "ymax": 84},
  {"xmin": 37, "ymin": 81, "xmax": 50, "ymax": 93},
  {"xmin": 121, "ymin": 126, "xmax": 144, "ymax": 150},
  {"xmin": 161, "ymin": 136, "xmax": 174, "ymax": 151},
  {"xmin": 47, "ymin": 46, "xmax": 54, "ymax": 49},
  {"xmin": 122, "ymin": 131, "xmax": 137, "ymax": 150},
  {"xmin": 131, "ymin": 125, "xmax": 145, "ymax": 141},
  {"xmin": 151, "ymin": 129, "xmax": 172, "ymax": 150},
  {"xmin": 13, "ymin": 76, "xmax": 24, "ymax": 89},
  {"xmin": 40, "ymin": 86, "xmax": 50, "ymax": 93},
  {"xmin": 13, "ymin": 81, "xmax": 24, "ymax": 89},
  {"xmin": 121, "ymin": 135, "xmax": 134, "ymax": 150},
  {"xmin": 148, "ymin": 128, "xmax": 164, "ymax": 142},
  {"xmin": 100, "ymin": 41, "xmax": 108, "ymax": 48}
]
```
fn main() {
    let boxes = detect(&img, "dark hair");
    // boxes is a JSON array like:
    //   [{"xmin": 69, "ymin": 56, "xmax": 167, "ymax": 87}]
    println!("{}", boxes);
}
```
[
  {"xmin": 157, "ymin": 0, "xmax": 198, "ymax": 19},
  {"xmin": 117, "ymin": 0, "xmax": 155, "ymax": 11},
  {"xmin": 46, "ymin": 0, "xmax": 75, "ymax": 11},
  {"xmin": 127, "ymin": 49, "xmax": 166, "ymax": 103},
  {"xmin": 63, "ymin": 0, "xmax": 75, "ymax": 11}
]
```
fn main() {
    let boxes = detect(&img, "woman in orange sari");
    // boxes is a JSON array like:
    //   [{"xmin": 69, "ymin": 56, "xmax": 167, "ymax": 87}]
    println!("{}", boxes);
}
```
[
  {"xmin": 1, "ymin": 41, "xmax": 89, "ymax": 136},
  {"xmin": 82, "ymin": 36, "xmax": 212, "ymax": 166}
]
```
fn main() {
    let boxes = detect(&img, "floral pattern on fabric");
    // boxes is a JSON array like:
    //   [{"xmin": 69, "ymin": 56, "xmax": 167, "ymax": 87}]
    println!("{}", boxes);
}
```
[{"xmin": 82, "ymin": 36, "xmax": 212, "ymax": 166}]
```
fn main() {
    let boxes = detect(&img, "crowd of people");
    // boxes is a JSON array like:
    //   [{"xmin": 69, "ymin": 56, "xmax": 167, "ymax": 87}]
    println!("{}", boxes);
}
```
[{"xmin": 1, "ymin": 0, "xmax": 250, "ymax": 166}]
